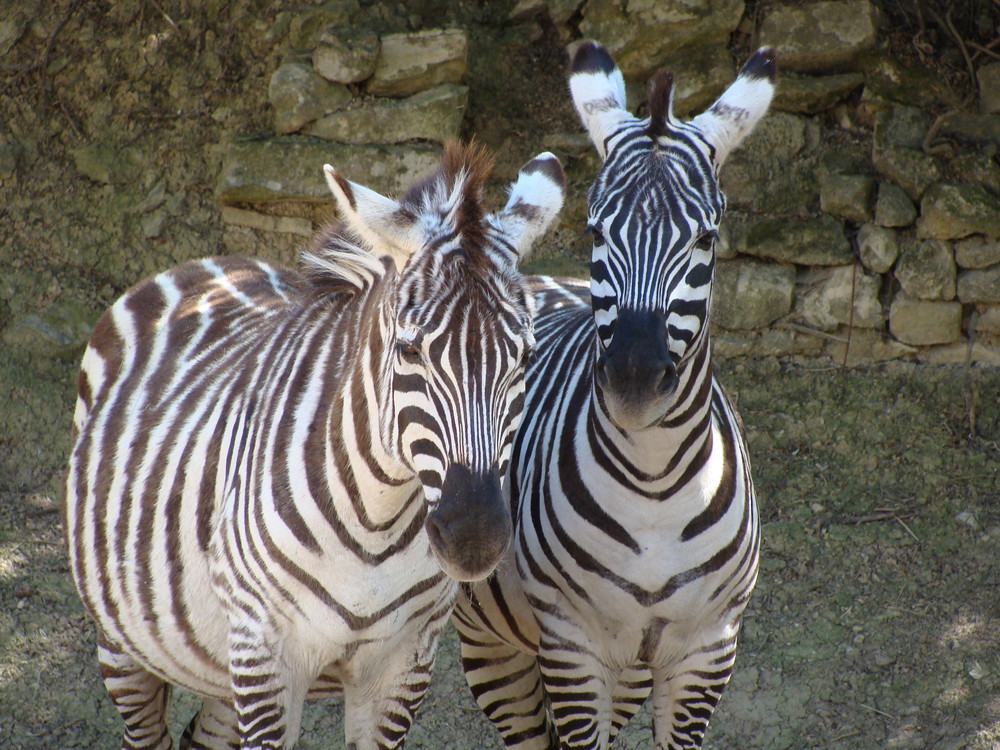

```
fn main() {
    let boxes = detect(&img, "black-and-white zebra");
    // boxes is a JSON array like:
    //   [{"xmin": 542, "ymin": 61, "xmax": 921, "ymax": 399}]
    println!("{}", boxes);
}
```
[
  {"xmin": 454, "ymin": 43, "xmax": 775, "ymax": 749},
  {"xmin": 62, "ymin": 142, "xmax": 566, "ymax": 750}
]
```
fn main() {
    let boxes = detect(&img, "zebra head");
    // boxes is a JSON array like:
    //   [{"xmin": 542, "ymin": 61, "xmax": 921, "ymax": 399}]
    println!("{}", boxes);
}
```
[
  {"xmin": 570, "ymin": 41, "xmax": 775, "ymax": 431},
  {"xmin": 324, "ymin": 143, "xmax": 565, "ymax": 581}
]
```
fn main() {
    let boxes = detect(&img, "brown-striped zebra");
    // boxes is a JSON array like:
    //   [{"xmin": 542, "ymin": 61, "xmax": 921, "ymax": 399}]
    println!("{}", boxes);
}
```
[
  {"xmin": 62, "ymin": 142, "xmax": 566, "ymax": 750},
  {"xmin": 454, "ymin": 44, "xmax": 776, "ymax": 749}
]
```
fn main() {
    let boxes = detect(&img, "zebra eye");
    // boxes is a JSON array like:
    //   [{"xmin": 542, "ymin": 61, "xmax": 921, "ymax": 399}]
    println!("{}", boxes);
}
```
[
  {"xmin": 397, "ymin": 340, "xmax": 422, "ymax": 362},
  {"xmin": 695, "ymin": 231, "xmax": 717, "ymax": 251},
  {"xmin": 585, "ymin": 224, "xmax": 605, "ymax": 245}
]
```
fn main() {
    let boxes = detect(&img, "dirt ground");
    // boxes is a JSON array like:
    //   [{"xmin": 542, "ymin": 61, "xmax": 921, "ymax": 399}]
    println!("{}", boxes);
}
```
[
  {"xmin": 1, "ymin": 1, "xmax": 999, "ymax": 749},
  {"xmin": 3, "ymin": 361, "xmax": 1000, "ymax": 749}
]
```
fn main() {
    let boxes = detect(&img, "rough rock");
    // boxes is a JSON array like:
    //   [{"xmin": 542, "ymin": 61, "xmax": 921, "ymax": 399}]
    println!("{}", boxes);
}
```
[
  {"xmin": 795, "ymin": 264, "xmax": 882, "ymax": 331},
  {"xmin": 917, "ymin": 342, "xmax": 1000, "ymax": 366},
  {"xmin": 269, "ymin": 59, "xmax": 352, "ymax": 134},
  {"xmin": 758, "ymin": 0, "xmax": 877, "ymax": 73},
  {"xmin": 221, "ymin": 206, "xmax": 314, "ymax": 237},
  {"xmin": 313, "ymin": 28, "xmax": 380, "ymax": 84},
  {"xmin": 954, "ymin": 236, "xmax": 1000, "ymax": 269},
  {"xmin": 958, "ymin": 267, "xmax": 1000, "ymax": 303},
  {"xmin": 820, "ymin": 174, "xmax": 874, "ymax": 224},
  {"xmin": 216, "ymin": 138, "xmax": 441, "ymax": 203},
  {"xmin": 938, "ymin": 112, "xmax": 1000, "ymax": 148},
  {"xmin": 975, "ymin": 305, "xmax": 1000, "ymax": 333},
  {"xmin": 856, "ymin": 224, "xmax": 899, "ymax": 273},
  {"xmin": 742, "ymin": 215, "xmax": 852, "ymax": 266},
  {"xmin": 917, "ymin": 184, "xmax": 1000, "ymax": 240},
  {"xmin": 712, "ymin": 328, "xmax": 827, "ymax": 358},
  {"xmin": 578, "ymin": 0, "xmax": 744, "ymax": 78},
  {"xmin": 716, "ymin": 217, "xmax": 747, "ymax": 261},
  {"xmin": 69, "ymin": 143, "xmax": 142, "ymax": 185},
  {"xmin": 772, "ymin": 72, "xmax": 864, "ymax": 115},
  {"xmin": 713, "ymin": 259, "xmax": 795, "ymax": 329},
  {"xmin": 978, "ymin": 61, "xmax": 1000, "ymax": 115},
  {"xmin": 872, "ymin": 146, "xmax": 943, "ymax": 201},
  {"xmin": 0, "ymin": 16, "xmax": 27, "ymax": 58},
  {"xmin": 895, "ymin": 238, "xmax": 955, "ymax": 300},
  {"xmin": 888, "ymin": 296, "xmax": 962, "ymax": 345},
  {"xmin": 859, "ymin": 54, "xmax": 960, "ymax": 116},
  {"xmin": 641, "ymin": 45, "xmax": 735, "ymax": 117},
  {"xmin": 288, "ymin": 1, "xmax": 360, "ymax": 49},
  {"xmin": 950, "ymin": 150, "xmax": 1000, "ymax": 194},
  {"xmin": 874, "ymin": 182, "xmax": 916, "ymax": 227},
  {"xmin": 872, "ymin": 106, "xmax": 931, "ymax": 151},
  {"xmin": 303, "ymin": 85, "xmax": 468, "ymax": 144},
  {"xmin": 826, "ymin": 329, "xmax": 916, "ymax": 366},
  {"xmin": 721, "ymin": 112, "xmax": 820, "ymax": 214},
  {"xmin": 0, "ymin": 130, "xmax": 21, "ymax": 180},
  {"xmin": 0, "ymin": 299, "xmax": 98, "ymax": 360},
  {"xmin": 367, "ymin": 29, "xmax": 468, "ymax": 98}
]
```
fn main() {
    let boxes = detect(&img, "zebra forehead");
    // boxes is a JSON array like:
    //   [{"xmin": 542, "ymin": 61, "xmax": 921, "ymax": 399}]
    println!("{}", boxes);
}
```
[
  {"xmin": 397, "ymin": 266, "xmax": 530, "ymax": 334},
  {"xmin": 591, "ymin": 152, "xmax": 722, "ymax": 228}
]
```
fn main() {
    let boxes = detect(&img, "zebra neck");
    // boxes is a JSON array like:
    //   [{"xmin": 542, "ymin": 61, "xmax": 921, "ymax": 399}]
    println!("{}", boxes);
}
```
[
  {"xmin": 314, "ymin": 290, "xmax": 414, "ymax": 510},
  {"xmin": 588, "ymin": 336, "xmax": 714, "ymax": 476}
]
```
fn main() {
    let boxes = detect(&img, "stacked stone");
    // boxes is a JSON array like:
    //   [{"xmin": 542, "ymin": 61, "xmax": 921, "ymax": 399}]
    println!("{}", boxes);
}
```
[
  {"xmin": 216, "ymin": 2, "xmax": 469, "ymax": 239},
  {"xmin": 210, "ymin": 0, "xmax": 1000, "ymax": 365},
  {"xmin": 705, "ymin": 0, "xmax": 1000, "ymax": 365}
]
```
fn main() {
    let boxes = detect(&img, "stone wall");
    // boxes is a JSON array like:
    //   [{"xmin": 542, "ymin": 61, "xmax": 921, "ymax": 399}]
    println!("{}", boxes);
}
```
[
  {"xmin": 710, "ymin": 0, "xmax": 1000, "ymax": 366},
  {"xmin": 213, "ymin": 0, "xmax": 1000, "ymax": 367}
]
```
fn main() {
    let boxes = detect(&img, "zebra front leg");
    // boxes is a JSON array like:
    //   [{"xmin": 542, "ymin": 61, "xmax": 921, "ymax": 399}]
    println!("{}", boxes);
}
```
[
  {"xmin": 98, "ymin": 633, "xmax": 173, "ymax": 750},
  {"xmin": 454, "ymin": 620, "xmax": 555, "ymax": 749},
  {"xmin": 649, "ymin": 638, "xmax": 738, "ymax": 750},
  {"xmin": 227, "ymin": 622, "xmax": 309, "ymax": 750},
  {"xmin": 180, "ymin": 697, "xmax": 239, "ymax": 750},
  {"xmin": 608, "ymin": 665, "xmax": 653, "ymax": 746},
  {"xmin": 537, "ymin": 635, "xmax": 615, "ymax": 750},
  {"xmin": 341, "ymin": 632, "xmax": 444, "ymax": 750}
]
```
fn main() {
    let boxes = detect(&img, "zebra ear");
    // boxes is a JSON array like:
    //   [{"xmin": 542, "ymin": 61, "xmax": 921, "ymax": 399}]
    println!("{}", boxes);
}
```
[
  {"xmin": 323, "ymin": 165, "xmax": 419, "ymax": 270},
  {"xmin": 569, "ymin": 41, "xmax": 630, "ymax": 161},
  {"xmin": 493, "ymin": 152, "xmax": 565, "ymax": 259},
  {"xmin": 690, "ymin": 47, "xmax": 776, "ymax": 168}
]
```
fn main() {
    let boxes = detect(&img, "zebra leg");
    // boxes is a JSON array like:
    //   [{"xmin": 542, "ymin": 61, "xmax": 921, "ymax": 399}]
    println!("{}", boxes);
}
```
[
  {"xmin": 97, "ymin": 633, "xmax": 173, "ymax": 750},
  {"xmin": 536, "ymin": 637, "xmax": 613, "ymax": 750},
  {"xmin": 342, "ymin": 638, "xmax": 440, "ymax": 750},
  {"xmin": 455, "ymin": 623, "xmax": 555, "ymax": 749},
  {"xmin": 227, "ymin": 623, "xmax": 309, "ymax": 750},
  {"xmin": 649, "ymin": 640, "xmax": 737, "ymax": 750},
  {"xmin": 608, "ymin": 665, "xmax": 653, "ymax": 746},
  {"xmin": 179, "ymin": 697, "xmax": 239, "ymax": 750}
]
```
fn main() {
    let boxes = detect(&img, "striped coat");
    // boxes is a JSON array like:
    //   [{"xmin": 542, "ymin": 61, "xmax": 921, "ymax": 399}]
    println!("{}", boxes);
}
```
[
  {"xmin": 454, "ymin": 44, "xmax": 776, "ymax": 749},
  {"xmin": 63, "ymin": 142, "xmax": 565, "ymax": 750}
]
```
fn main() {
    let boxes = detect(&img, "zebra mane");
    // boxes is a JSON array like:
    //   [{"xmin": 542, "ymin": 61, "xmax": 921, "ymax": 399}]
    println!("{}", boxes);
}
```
[
  {"xmin": 399, "ymin": 140, "xmax": 496, "ymax": 269},
  {"xmin": 300, "ymin": 221, "xmax": 387, "ymax": 292},
  {"xmin": 647, "ymin": 69, "xmax": 677, "ymax": 139}
]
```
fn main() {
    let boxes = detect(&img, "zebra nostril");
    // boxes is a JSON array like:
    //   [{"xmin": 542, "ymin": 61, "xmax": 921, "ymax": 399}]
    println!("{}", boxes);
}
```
[
  {"xmin": 656, "ymin": 359, "xmax": 678, "ymax": 395},
  {"xmin": 425, "ymin": 515, "xmax": 449, "ymax": 557}
]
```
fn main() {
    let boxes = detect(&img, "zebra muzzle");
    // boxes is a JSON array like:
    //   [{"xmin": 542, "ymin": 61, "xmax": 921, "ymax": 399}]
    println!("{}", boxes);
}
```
[
  {"xmin": 595, "ymin": 308, "xmax": 678, "ymax": 430},
  {"xmin": 425, "ymin": 463, "xmax": 512, "ymax": 582}
]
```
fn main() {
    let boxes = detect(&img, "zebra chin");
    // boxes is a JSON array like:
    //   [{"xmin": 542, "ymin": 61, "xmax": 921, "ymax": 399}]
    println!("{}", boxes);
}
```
[
  {"xmin": 597, "ymin": 386, "xmax": 676, "ymax": 432},
  {"xmin": 424, "ymin": 463, "xmax": 513, "ymax": 582}
]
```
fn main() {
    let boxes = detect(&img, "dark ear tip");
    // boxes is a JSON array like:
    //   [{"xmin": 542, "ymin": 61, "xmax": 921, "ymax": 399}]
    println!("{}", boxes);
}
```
[
  {"xmin": 571, "ymin": 40, "xmax": 617, "ymax": 75},
  {"xmin": 523, "ymin": 153, "xmax": 566, "ymax": 188},
  {"xmin": 741, "ymin": 47, "xmax": 777, "ymax": 81}
]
